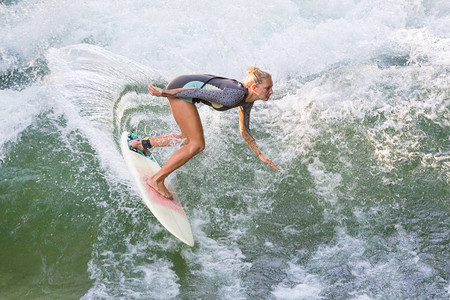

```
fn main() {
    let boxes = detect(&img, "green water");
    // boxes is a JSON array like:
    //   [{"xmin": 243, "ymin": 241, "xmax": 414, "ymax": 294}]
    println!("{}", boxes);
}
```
[
  {"xmin": 1, "ymin": 69, "xmax": 448, "ymax": 298},
  {"xmin": 1, "ymin": 0, "xmax": 449, "ymax": 298}
]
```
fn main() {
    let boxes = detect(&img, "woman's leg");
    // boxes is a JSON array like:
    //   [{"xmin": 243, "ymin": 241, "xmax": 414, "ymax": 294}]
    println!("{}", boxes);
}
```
[
  {"xmin": 145, "ymin": 97, "xmax": 205, "ymax": 198},
  {"xmin": 130, "ymin": 133, "xmax": 187, "ymax": 156},
  {"xmin": 149, "ymin": 133, "xmax": 187, "ymax": 147}
]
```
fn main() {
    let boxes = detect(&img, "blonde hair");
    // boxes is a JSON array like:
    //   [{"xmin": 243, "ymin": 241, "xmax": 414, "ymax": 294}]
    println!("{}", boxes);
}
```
[{"xmin": 243, "ymin": 66, "xmax": 271, "ymax": 88}]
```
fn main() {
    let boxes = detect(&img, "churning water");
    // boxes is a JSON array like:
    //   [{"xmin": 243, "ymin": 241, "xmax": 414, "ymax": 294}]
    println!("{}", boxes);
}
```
[{"xmin": 1, "ymin": 0, "xmax": 449, "ymax": 299}]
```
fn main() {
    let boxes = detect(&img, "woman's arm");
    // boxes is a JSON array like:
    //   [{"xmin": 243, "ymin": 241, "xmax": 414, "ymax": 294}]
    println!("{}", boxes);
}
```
[
  {"xmin": 238, "ymin": 106, "xmax": 280, "ymax": 171},
  {"xmin": 148, "ymin": 84, "xmax": 192, "ymax": 97},
  {"xmin": 150, "ymin": 83, "xmax": 246, "ymax": 108}
]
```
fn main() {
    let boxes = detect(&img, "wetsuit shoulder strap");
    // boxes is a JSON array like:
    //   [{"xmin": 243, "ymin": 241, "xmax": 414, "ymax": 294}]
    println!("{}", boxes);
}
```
[
  {"xmin": 199, "ymin": 75, "xmax": 227, "ymax": 89},
  {"xmin": 193, "ymin": 76, "xmax": 225, "ymax": 104},
  {"xmin": 190, "ymin": 76, "xmax": 217, "ymax": 104},
  {"xmin": 200, "ymin": 75, "xmax": 246, "ymax": 89},
  {"xmin": 195, "ymin": 75, "xmax": 248, "ymax": 108},
  {"xmin": 200, "ymin": 77, "xmax": 216, "ymax": 89}
]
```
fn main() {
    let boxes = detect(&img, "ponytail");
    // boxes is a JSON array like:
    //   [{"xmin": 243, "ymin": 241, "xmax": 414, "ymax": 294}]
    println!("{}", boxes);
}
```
[{"xmin": 243, "ymin": 66, "xmax": 271, "ymax": 88}]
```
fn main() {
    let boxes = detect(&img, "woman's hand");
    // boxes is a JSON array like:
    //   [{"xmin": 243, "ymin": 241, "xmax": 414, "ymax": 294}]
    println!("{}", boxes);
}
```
[
  {"xmin": 258, "ymin": 153, "xmax": 280, "ymax": 171},
  {"xmin": 148, "ymin": 83, "xmax": 163, "ymax": 97}
]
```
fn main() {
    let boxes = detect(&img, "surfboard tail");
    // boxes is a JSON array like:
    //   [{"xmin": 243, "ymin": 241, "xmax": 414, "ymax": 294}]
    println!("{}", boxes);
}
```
[{"xmin": 120, "ymin": 132, "xmax": 194, "ymax": 246}]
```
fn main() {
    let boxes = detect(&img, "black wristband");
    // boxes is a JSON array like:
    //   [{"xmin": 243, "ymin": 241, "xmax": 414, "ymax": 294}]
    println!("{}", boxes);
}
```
[{"xmin": 142, "ymin": 137, "xmax": 152, "ymax": 150}]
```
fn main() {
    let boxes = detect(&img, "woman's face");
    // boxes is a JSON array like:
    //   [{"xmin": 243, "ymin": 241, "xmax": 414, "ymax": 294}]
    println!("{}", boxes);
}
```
[{"xmin": 254, "ymin": 77, "xmax": 273, "ymax": 101}]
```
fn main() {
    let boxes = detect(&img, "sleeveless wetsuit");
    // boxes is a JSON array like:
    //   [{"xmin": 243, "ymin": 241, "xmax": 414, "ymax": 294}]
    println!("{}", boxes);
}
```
[{"xmin": 167, "ymin": 74, "xmax": 254, "ymax": 138}]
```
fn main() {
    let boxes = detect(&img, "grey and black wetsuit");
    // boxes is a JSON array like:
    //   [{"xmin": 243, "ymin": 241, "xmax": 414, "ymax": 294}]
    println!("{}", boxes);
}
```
[{"xmin": 167, "ymin": 74, "xmax": 254, "ymax": 138}]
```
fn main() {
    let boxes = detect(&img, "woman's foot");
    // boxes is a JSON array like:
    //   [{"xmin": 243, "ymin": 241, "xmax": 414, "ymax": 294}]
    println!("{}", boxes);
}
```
[
  {"xmin": 146, "ymin": 176, "xmax": 172, "ymax": 199},
  {"xmin": 131, "ymin": 139, "xmax": 151, "ymax": 155}
]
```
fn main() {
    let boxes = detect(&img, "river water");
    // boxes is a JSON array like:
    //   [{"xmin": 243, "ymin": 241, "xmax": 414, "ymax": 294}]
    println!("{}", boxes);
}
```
[{"xmin": 1, "ymin": 0, "xmax": 449, "ymax": 299}]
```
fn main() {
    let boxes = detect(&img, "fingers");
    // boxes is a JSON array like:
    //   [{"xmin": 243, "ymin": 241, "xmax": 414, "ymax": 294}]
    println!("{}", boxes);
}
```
[
  {"xmin": 148, "ymin": 83, "xmax": 156, "ymax": 95},
  {"xmin": 260, "ymin": 154, "xmax": 281, "ymax": 171},
  {"xmin": 266, "ymin": 159, "xmax": 280, "ymax": 171},
  {"xmin": 148, "ymin": 83, "xmax": 162, "ymax": 96},
  {"xmin": 268, "ymin": 161, "xmax": 281, "ymax": 171}
]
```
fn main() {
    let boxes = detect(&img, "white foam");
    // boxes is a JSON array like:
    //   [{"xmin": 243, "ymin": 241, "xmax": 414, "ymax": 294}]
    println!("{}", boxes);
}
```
[
  {"xmin": 272, "ymin": 262, "xmax": 324, "ymax": 300},
  {"xmin": 0, "ymin": 0, "xmax": 91, "ymax": 65},
  {"xmin": 2, "ymin": 0, "xmax": 449, "ymax": 298},
  {"xmin": 304, "ymin": 226, "xmax": 441, "ymax": 298},
  {"xmin": 83, "ymin": 251, "xmax": 180, "ymax": 300},
  {"xmin": 44, "ymin": 44, "xmax": 161, "ymax": 182},
  {"xmin": 181, "ymin": 217, "xmax": 251, "ymax": 300},
  {"xmin": 3, "ymin": 0, "xmax": 448, "ymax": 81},
  {"xmin": 0, "ymin": 86, "xmax": 43, "ymax": 162},
  {"xmin": 307, "ymin": 157, "xmax": 343, "ymax": 206},
  {"xmin": 274, "ymin": 61, "xmax": 449, "ymax": 177}
]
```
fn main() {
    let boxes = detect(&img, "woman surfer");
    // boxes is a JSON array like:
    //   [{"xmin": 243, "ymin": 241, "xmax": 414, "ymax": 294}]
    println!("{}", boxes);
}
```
[{"xmin": 131, "ymin": 66, "xmax": 280, "ymax": 198}]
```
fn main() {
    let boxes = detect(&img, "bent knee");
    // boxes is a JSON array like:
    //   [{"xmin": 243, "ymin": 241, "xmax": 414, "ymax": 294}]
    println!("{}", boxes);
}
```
[{"xmin": 187, "ymin": 141, "xmax": 205, "ymax": 156}]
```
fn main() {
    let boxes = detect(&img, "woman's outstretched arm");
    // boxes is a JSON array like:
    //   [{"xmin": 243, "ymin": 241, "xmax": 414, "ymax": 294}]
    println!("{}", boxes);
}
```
[
  {"xmin": 238, "ymin": 106, "xmax": 280, "ymax": 171},
  {"xmin": 148, "ymin": 83, "xmax": 192, "ymax": 97}
]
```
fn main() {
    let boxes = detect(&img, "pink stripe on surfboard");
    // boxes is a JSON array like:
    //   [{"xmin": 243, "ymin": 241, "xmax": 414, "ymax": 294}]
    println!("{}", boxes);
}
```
[{"xmin": 145, "ymin": 185, "xmax": 184, "ymax": 215}]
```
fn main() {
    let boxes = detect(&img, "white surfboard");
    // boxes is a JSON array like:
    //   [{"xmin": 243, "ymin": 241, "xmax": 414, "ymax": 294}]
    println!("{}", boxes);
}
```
[{"xmin": 120, "ymin": 131, "xmax": 194, "ymax": 247}]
